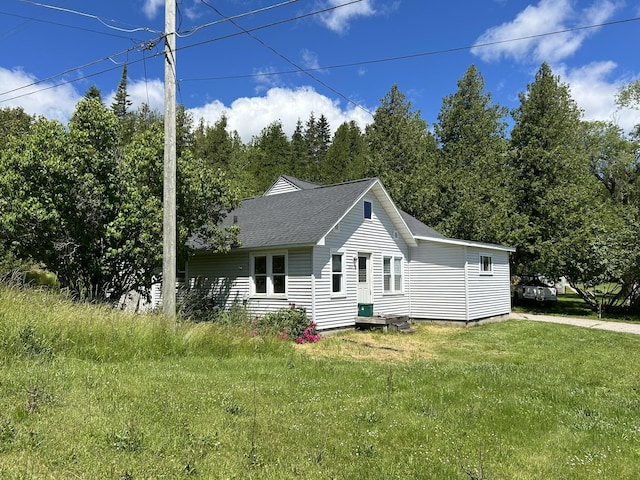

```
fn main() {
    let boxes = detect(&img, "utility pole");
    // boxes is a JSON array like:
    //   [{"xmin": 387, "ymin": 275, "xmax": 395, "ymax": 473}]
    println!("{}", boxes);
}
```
[{"xmin": 162, "ymin": 0, "xmax": 177, "ymax": 317}]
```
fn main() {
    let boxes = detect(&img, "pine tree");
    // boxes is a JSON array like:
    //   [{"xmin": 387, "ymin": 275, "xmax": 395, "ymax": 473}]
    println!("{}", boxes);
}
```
[
  {"xmin": 365, "ymin": 85, "xmax": 437, "ymax": 215},
  {"xmin": 111, "ymin": 65, "xmax": 132, "ymax": 121},
  {"xmin": 432, "ymin": 64, "xmax": 510, "ymax": 242},
  {"xmin": 509, "ymin": 62, "xmax": 595, "ymax": 275}
]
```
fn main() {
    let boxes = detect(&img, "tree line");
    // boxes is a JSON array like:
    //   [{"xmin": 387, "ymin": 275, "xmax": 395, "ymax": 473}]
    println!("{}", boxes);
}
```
[{"xmin": 1, "ymin": 62, "xmax": 639, "ymax": 312}]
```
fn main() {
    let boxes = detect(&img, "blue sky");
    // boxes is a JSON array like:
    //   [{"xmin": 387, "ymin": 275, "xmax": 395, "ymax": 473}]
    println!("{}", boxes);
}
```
[{"xmin": 1, "ymin": 0, "xmax": 638, "ymax": 143}]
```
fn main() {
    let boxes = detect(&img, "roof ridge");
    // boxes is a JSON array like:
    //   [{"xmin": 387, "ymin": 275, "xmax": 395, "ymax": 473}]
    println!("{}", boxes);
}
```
[{"xmin": 313, "ymin": 177, "xmax": 377, "ymax": 190}]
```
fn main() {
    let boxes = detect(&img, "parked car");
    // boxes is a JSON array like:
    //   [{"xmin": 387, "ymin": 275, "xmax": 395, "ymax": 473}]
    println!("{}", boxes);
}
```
[{"xmin": 512, "ymin": 274, "xmax": 557, "ymax": 305}]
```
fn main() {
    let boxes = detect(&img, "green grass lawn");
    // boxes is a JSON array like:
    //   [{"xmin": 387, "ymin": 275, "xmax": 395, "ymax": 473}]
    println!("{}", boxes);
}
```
[
  {"xmin": 513, "ymin": 291, "xmax": 640, "ymax": 323},
  {"xmin": 2, "ymin": 285, "xmax": 640, "ymax": 479}
]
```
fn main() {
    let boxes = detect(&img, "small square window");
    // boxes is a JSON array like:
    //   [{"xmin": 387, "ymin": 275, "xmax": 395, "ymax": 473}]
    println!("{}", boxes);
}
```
[
  {"xmin": 480, "ymin": 255, "xmax": 492, "ymax": 274},
  {"xmin": 364, "ymin": 201, "xmax": 372, "ymax": 219}
]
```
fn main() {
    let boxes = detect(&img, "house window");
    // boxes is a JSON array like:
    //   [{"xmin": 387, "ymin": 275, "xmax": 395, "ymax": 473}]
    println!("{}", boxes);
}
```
[
  {"xmin": 394, "ymin": 257, "xmax": 402, "ymax": 291},
  {"xmin": 254, "ymin": 255, "xmax": 267, "ymax": 293},
  {"xmin": 331, "ymin": 253, "xmax": 344, "ymax": 294},
  {"xmin": 383, "ymin": 256, "xmax": 403, "ymax": 293},
  {"xmin": 480, "ymin": 255, "xmax": 492, "ymax": 274},
  {"xmin": 251, "ymin": 253, "xmax": 287, "ymax": 296},
  {"xmin": 364, "ymin": 200, "xmax": 372, "ymax": 219}
]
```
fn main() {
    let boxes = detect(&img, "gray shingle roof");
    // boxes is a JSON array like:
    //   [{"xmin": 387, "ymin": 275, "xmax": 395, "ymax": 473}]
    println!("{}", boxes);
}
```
[
  {"xmin": 399, "ymin": 210, "xmax": 447, "ymax": 239},
  {"xmin": 278, "ymin": 175, "xmax": 321, "ymax": 191},
  {"xmin": 194, "ymin": 178, "xmax": 377, "ymax": 250},
  {"xmin": 189, "ymin": 177, "xmax": 450, "ymax": 251}
]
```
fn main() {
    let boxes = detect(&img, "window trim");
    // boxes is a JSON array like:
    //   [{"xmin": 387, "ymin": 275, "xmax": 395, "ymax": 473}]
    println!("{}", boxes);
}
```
[
  {"xmin": 330, "ymin": 250, "xmax": 346, "ymax": 297},
  {"xmin": 480, "ymin": 254, "xmax": 493, "ymax": 275},
  {"xmin": 383, "ymin": 255, "xmax": 404, "ymax": 294},
  {"xmin": 250, "ymin": 251, "xmax": 288, "ymax": 297}
]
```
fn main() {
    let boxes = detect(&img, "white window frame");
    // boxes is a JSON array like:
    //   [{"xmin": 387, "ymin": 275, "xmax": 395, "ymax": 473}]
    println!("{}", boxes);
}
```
[
  {"xmin": 480, "ymin": 254, "xmax": 493, "ymax": 275},
  {"xmin": 383, "ymin": 255, "xmax": 403, "ymax": 294},
  {"xmin": 330, "ymin": 251, "xmax": 345, "ymax": 297},
  {"xmin": 250, "ymin": 252, "xmax": 288, "ymax": 296}
]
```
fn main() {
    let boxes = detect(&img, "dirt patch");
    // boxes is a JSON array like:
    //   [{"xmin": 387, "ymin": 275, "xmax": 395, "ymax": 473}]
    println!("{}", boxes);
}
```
[{"xmin": 295, "ymin": 324, "xmax": 459, "ymax": 362}]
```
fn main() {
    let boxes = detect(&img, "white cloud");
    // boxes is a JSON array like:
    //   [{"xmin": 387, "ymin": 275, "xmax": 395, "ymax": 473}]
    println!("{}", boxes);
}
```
[
  {"xmin": 319, "ymin": 0, "xmax": 376, "ymax": 33},
  {"xmin": 142, "ymin": 0, "xmax": 164, "ymax": 19},
  {"xmin": 301, "ymin": 49, "xmax": 321, "ymax": 71},
  {"xmin": 188, "ymin": 86, "xmax": 373, "ymax": 143},
  {"xmin": 472, "ymin": 0, "xmax": 621, "ymax": 63},
  {"xmin": 0, "ymin": 67, "xmax": 79, "ymax": 123},
  {"xmin": 559, "ymin": 61, "xmax": 640, "ymax": 133}
]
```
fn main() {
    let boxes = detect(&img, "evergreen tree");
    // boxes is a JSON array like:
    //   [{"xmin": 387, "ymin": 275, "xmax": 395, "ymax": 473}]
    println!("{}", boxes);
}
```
[
  {"xmin": 432, "ymin": 64, "xmax": 511, "ymax": 243},
  {"xmin": 365, "ymin": 85, "xmax": 437, "ymax": 216},
  {"xmin": 289, "ymin": 119, "xmax": 311, "ymax": 179},
  {"xmin": 249, "ymin": 121, "xmax": 290, "ymax": 192},
  {"xmin": 303, "ymin": 113, "xmax": 331, "ymax": 182},
  {"xmin": 508, "ymin": 62, "xmax": 597, "ymax": 276},
  {"xmin": 323, "ymin": 120, "xmax": 366, "ymax": 183},
  {"xmin": 84, "ymin": 85, "xmax": 102, "ymax": 102},
  {"xmin": 111, "ymin": 65, "xmax": 132, "ymax": 121}
]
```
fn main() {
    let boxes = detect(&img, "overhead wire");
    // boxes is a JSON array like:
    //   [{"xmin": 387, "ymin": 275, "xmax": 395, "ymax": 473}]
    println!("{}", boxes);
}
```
[
  {"xmin": 1, "ymin": 4, "xmax": 638, "ymax": 106},
  {"xmin": 180, "ymin": 16, "xmax": 640, "ymax": 82},
  {"xmin": 19, "ymin": 0, "xmax": 162, "ymax": 34},
  {"xmin": 176, "ymin": 0, "xmax": 299, "ymax": 38},
  {"xmin": 198, "ymin": 0, "xmax": 373, "ymax": 116},
  {"xmin": 179, "ymin": 0, "xmax": 366, "ymax": 52},
  {"xmin": 0, "ymin": 1, "xmax": 361, "ymax": 103},
  {"xmin": 0, "ymin": 10, "xmax": 143, "ymax": 41},
  {"xmin": 0, "ymin": 35, "xmax": 164, "ymax": 99}
]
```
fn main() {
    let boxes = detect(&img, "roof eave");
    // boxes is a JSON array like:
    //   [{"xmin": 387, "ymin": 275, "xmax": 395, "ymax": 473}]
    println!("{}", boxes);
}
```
[{"xmin": 414, "ymin": 235, "xmax": 516, "ymax": 252}]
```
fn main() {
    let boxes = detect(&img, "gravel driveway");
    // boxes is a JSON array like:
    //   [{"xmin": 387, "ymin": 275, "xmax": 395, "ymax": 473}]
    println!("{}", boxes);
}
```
[{"xmin": 510, "ymin": 312, "xmax": 640, "ymax": 335}]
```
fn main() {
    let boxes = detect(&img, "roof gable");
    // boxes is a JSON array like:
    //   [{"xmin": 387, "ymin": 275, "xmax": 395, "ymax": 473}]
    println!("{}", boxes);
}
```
[
  {"xmin": 264, "ymin": 175, "xmax": 321, "ymax": 196},
  {"xmin": 190, "ymin": 176, "xmax": 514, "ymax": 253},
  {"xmin": 216, "ymin": 178, "xmax": 379, "ymax": 249}
]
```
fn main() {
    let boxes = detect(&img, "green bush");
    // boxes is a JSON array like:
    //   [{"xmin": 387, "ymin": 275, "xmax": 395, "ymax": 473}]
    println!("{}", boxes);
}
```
[{"xmin": 253, "ymin": 304, "xmax": 319, "ymax": 343}]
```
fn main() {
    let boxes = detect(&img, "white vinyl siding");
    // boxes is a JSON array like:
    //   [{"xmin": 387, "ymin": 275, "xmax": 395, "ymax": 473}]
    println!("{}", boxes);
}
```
[
  {"xmin": 408, "ymin": 242, "xmax": 511, "ymax": 322},
  {"xmin": 466, "ymin": 248, "xmax": 511, "ymax": 320},
  {"xmin": 317, "ymin": 192, "xmax": 410, "ymax": 326},
  {"xmin": 408, "ymin": 242, "xmax": 467, "ymax": 321},
  {"xmin": 187, "ymin": 248, "xmax": 313, "ymax": 318}
]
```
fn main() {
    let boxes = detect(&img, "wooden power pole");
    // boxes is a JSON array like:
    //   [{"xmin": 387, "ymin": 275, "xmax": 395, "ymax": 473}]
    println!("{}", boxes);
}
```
[{"xmin": 162, "ymin": 0, "xmax": 177, "ymax": 317}]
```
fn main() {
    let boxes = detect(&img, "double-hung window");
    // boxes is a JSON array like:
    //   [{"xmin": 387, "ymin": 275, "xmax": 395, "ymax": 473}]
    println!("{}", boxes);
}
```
[
  {"xmin": 331, "ymin": 252, "xmax": 344, "ymax": 295},
  {"xmin": 252, "ymin": 253, "xmax": 287, "ymax": 296},
  {"xmin": 383, "ymin": 256, "xmax": 403, "ymax": 293}
]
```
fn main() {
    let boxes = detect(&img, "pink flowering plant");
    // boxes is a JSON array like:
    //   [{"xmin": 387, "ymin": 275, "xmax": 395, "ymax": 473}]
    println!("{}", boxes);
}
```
[{"xmin": 252, "ymin": 304, "xmax": 320, "ymax": 343}]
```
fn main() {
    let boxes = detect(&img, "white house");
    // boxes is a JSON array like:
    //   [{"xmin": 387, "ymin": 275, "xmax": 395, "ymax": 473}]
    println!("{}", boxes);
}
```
[{"xmin": 186, "ymin": 175, "xmax": 515, "ymax": 330}]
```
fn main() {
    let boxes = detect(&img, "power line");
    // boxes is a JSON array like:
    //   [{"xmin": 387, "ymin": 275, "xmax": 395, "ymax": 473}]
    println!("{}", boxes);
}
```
[
  {"xmin": 0, "ymin": 1, "xmax": 363, "ymax": 104},
  {"xmin": 19, "ymin": 0, "xmax": 161, "ymax": 34},
  {"xmin": 198, "ymin": 0, "xmax": 373, "ymax": 116},
  {"xmin": 180, "ymin": 0, "xmax": 366, "ymax": 52},
  {"xmin": 0, "ymin": 10, "xmax": 144, "ymax": 41},
  {"xmin": 180, "ymin": 15, "xmax": 640, "ymax": 83},
  {"xmin": 0, "ymin": 36, "xmax": 164, "ymax": 100},
  {"xmin": 177, "ymin": 0, "xmax": 299, "ymax": 38},
  {"xmin": 1, "ymin": 8, "xmax": 638, "ymax": 107}
]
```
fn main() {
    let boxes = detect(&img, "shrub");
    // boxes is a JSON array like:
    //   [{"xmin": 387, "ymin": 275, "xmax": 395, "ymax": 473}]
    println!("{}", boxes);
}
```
[{"xmin": 253, "ymin": 304, "xmax": 320, "ymax": 343}]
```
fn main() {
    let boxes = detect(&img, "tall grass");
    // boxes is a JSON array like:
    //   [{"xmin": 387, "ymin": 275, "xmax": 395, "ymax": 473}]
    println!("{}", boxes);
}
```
[
  {"xmin": 0, "ymin": 284, "xmax": 287, "ymax": 362},
  {"xmin": 2, "ymin": 284, "xmax": 640, "ymax": 479}
]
